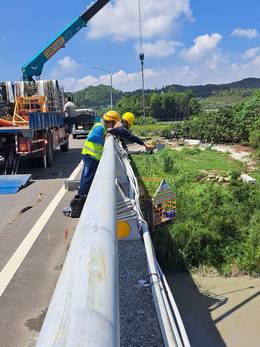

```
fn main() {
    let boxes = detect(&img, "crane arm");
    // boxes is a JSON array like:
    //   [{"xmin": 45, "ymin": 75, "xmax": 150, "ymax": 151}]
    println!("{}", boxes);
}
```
[{"xmin": 22, "ymin": 0, "xmax": 110, "ymax": 81}]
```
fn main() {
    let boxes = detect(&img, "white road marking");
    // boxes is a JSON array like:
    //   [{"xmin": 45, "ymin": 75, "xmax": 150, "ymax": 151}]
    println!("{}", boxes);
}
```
[{"xmin": 0, "ymin": 161, "xmax": 83, "ymax": 296}]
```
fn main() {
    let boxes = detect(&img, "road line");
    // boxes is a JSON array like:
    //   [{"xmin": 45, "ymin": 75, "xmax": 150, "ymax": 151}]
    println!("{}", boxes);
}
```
[{"xmin": 0, "ymin": 161, "xmax": 83, "ymax": 296}]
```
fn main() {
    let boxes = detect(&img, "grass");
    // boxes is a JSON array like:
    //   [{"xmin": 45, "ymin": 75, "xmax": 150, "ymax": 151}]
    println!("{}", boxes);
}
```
[
  {"xmin": 132, "ymin": 122, "xmax": 172, "ymax": 138},
  {"xmin": 131, "ymin": 147, "xmax": 260, "ymax": 275}
]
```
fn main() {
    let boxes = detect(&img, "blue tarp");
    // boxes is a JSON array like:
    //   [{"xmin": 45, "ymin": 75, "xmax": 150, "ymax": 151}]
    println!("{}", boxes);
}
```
[{"xmin": 0, "ymin": 174, "xmax": 31, "ymax": 194}]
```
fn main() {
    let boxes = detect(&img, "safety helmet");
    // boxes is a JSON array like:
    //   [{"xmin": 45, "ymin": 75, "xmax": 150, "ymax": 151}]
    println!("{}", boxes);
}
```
[
  {"xmin": 122, "ymin": 112, "xmax": 135, "ymax": 126},
  {"xmin": 103, "ymin": 110, "xmax": 121, "ymax": 122}
]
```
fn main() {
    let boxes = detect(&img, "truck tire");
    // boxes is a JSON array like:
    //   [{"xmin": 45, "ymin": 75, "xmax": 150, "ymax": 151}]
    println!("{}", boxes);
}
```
[
  {"xmin": 60, "ymin": 139, "xmax": 69, "ymax": 152},
  {"xmin": 46, "ymin": 133, "xmax": 54, "ymax": 167}
]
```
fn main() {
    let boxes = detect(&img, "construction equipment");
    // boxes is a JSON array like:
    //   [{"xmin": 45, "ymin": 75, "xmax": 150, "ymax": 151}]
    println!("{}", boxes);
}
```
[
  {"xmin": 0, "ymin": 80, "xmax": 68, "ymax": 176},
  {"xmin": 22, "ymin": 0, "xmax": 111, "ymax": 81},
  {"xmin": 0, "ymin": 0, "xmax": 111, "ymax": 180}
]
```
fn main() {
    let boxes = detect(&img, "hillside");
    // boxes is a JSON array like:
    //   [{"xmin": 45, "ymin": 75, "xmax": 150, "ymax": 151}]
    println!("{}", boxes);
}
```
[
  {"xmin": 73, "ymin": 85, "xmax": 123, "ymax": 108},
  {"xmin": 161, "ymin": 78, "xmax": 260, "ymax": 97},
  {"xmin": 72, "ymin": 78, "xmax": 260, "ymax": 108}
]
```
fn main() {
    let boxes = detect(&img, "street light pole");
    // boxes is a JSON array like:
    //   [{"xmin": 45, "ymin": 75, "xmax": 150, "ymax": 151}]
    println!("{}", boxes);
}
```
[
  {"xmin": 93, "ymin": 67, "xmax": 113, "ymax": 109},
  {"xmin": 138, "ymin": 0, "xmax": 145, "ymax": 117}
]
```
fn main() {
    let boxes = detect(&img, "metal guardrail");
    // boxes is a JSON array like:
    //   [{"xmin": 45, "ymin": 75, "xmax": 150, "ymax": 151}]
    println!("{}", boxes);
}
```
[
  {"xmin": 36, "ymin": 137, "xmax": 119, "ymax": 347},
  {"xmin": 120, "ymin": 146, "xmax": 191, "ymax": 347},
  {"xmin": 37, "ymin": 137, "xmax": 190, "ymax": 347}
]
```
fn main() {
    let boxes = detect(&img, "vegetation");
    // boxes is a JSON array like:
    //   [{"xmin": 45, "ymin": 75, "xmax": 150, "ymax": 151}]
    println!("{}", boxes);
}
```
[
  {"xmin": 73, "ymin": 85, "xmax": 123, "ymax": 109},
  {"xmin": 131, "ymin": 148, "xmax": 260, "ymax": 275},
  {"xmin": 160, "ymin": 91, "xmax": 260, "ymax": 144},
  {"xmin": 132, "ymin": 123, "xmax": 169, "ymax": 138},
  {"xmin": 199, "ymin": 89, "xmax": 253, "ymax": 110},
  {"xmin": 71, "ymin": 78, "xmax": 260, "ymax": 119}
]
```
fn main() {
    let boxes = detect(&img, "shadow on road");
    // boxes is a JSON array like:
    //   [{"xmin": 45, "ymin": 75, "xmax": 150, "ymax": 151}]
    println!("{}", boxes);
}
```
[{"xmin": 167, "ymin": 272, "xmax": 227, "ymax": 347}]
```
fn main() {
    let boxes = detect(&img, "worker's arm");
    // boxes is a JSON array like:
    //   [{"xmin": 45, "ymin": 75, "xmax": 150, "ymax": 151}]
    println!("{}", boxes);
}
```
[
  {"xmin": 109, "ymin": 127, "xmax": 145, "ymax": 145},
  {"xmin": 87, "ymin": 124, "xmax": 106, "ymax": 144}
]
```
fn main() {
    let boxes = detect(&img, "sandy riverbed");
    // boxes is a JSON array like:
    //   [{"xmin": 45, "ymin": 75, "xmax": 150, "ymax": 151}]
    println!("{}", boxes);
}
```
[{"xmin": 167, "ymin": 272, "xmax": 260, "ymax": 347}]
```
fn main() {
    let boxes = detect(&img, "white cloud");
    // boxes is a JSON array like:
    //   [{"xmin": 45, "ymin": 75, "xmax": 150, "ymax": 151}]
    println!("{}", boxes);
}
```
[
  {"xmin": 50, "ymin": 56, "xmax": 80, "ymax": 79},
  {"xmin": 244, "ymin": 47, "xmax": 260, "ymax": 59},
  {"xmin": 231, "ymin": 28, "xmax": 258, "ymax": 39},
  {"xmin": 60, "ymin": 69, "xmax": 159, "ymax": 92},
  {"xmin": 135, "ymin": 40, "xmax": 182, "ymax": 58},
  {"xmin": 88, "ymin": 0, "xmax": 193, "ymax": 41},
  {"xmin": 180, "ymin": 33, "xmax": 222, "ymax": 61},
  {"xmin": 57, "ymin": 56, "xmax": 79, "ymax": 71},
  {"xmin": 59, "ymin": 51, "xmax": 260, "ymax": 93}
]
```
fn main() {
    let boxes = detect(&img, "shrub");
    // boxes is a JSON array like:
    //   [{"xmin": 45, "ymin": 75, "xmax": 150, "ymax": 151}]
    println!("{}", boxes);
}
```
[
  {"xmin": 135, "ymin": 116, "xmax": 157, "ymax": 125},
  {"xmin": 249, "ymin": 130, "xmax": 260, "ymax": 148},
  {"xmin": 131, "ymin": 149, "xmax": 260, "ymax": 275}
]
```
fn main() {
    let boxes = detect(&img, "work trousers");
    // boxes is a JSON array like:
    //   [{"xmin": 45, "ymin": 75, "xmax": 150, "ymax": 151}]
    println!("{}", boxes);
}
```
[{"xmin": 79, "ymin": 154, "xmax": 99, "ymax": 196}]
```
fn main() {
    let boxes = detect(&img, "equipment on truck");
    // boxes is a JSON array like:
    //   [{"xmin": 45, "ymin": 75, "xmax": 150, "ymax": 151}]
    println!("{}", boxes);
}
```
[
  {"xmin": 0, "ymin": 0, "xmax": 111, "ymax": 176},
  {"xmin": 22, "ymin": 0, "xmax": 111, "ymax": 81}
]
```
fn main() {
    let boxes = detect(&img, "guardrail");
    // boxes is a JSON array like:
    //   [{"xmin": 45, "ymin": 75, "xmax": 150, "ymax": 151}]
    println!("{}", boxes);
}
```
[
  {"xmin": 36, "ymin": 136, "xmax": 119, "ymax": 347},
  {"xmin": 37, "ymin": 137, "xmax": 190, "ymax": 347},
  {"xmin": 120, "ymin": 145, "xmax": 191, "ymax": 347}
]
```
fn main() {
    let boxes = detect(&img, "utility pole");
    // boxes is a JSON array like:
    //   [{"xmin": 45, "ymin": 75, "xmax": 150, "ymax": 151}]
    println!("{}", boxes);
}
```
[
  {"xmin": 138, "ymin": 0, "xmax": 145, "ymax": 117},
  {"xmin": 93, "ymin": 67, "xmax": 113, "ymax": 109}
]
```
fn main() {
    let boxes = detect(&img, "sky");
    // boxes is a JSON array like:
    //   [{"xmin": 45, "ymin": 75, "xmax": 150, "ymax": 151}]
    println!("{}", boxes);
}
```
[{"xmin": 1, "ymin": 0, "xmax": 260, "ymax": 91}]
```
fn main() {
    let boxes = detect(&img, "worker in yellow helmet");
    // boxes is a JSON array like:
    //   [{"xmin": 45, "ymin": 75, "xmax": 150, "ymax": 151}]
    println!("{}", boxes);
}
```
[
  {"xmin": 109, "ymin": 111, "xmax": 153, "ymax": 150},
  {"xmin": 122, "ymin": 112, "xmax": 135, "ymax": 129},
  {"xmin": 63, "ymin": 110, "xmax": 119, "ymax": 218}
]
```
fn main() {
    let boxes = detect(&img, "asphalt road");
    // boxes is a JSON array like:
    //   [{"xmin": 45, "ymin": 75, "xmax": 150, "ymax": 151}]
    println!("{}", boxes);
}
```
[{"xmin": 0, "ymin": 137, "xmax": 85, "ymax": 347}]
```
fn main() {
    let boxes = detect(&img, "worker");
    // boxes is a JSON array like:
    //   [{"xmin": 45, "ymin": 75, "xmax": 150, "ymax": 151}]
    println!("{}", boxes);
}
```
[
  {"xmin": 63, "ymin": 96, "xmax": 76, "ymax": 133},
  {"xmin": 63, "ymin": 110, "xmax": 119, "ymax": 218},
  {"xmin": 109, "ymin": 111, "xmax": 152, "ymax": 150}
]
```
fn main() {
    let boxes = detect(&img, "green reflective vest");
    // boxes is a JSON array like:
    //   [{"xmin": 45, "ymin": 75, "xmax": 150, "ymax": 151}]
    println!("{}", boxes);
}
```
[{"xmin": 81, "ymin": 123, "xmax": 106, "ymax": 161}]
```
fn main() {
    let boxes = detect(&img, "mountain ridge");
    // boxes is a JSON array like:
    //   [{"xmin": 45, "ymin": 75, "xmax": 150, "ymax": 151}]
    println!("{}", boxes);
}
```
[{"xmin": 72, "ymin": 77, "xmax": 260, "ymax": 107}]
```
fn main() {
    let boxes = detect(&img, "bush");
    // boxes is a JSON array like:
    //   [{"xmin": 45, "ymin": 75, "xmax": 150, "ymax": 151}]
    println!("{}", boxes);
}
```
[
  {"xmin": 161, "ymin": 126, "xmax": 174, "ymax": 139},
  {"xmin": 135, "ymin": 116, "xmax": 157, "ymax": 126},
  {"xmin": 132, "ymin": 149, "xmax": 260, "ymax": 275},
  {"xmin": 249, "ymin": 130, "xmax": 260, "ymax": 148},
  {"xmin": 159, "ymin": 91, "xmax": 260, "ymax": 145}
]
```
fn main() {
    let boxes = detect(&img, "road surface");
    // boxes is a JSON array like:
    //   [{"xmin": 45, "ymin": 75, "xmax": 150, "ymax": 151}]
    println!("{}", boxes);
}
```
[{"xmin": 0, "ymin": 137, "xmax": 85, "ymax": 347}]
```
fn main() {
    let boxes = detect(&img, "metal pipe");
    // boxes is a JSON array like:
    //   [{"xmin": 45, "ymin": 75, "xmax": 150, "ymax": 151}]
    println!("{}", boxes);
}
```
[
  {"xmin": 142, "ymin": 223, "xmax": 179, "ymax": 347},
  {"xmin": 93, "ymin": 67, "xmax": 113, "ymax": 109},
  {"xmin": 37, "ymin": 137, "xmax": 119, "ymax": 347}
]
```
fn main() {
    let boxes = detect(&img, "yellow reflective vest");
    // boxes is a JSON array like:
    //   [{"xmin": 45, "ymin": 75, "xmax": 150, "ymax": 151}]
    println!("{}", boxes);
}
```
[{"xmin": 82, "ymin": 122, "xmax": 106, "ymax": 161}]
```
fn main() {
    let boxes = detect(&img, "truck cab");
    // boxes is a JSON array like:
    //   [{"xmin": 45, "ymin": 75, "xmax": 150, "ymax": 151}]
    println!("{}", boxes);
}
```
[{"xmin": 72, "ymin": 108, "xmax": 95, "ymax": 139}]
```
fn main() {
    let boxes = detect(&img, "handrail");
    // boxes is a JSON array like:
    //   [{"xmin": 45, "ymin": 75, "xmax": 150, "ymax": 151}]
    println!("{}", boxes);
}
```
[
  {"xmin": 36, "ymin": 136, "xmax": 119, "ymax": 347},
  {"xmin": 118, "ymin": 142, "xmax": 191, "ymax": 347}
]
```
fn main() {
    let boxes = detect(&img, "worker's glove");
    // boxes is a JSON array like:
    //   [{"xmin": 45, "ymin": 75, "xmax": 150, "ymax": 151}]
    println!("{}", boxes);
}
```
[{"xmin": 145, "ymin": 144, "xmax": 155, "ymax": 153}]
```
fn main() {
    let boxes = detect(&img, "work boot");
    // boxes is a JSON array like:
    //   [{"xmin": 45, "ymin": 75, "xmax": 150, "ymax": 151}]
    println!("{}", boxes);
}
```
[{"xmin": 63, "ymin": 195, "xmax": 86, "ymax": 218}]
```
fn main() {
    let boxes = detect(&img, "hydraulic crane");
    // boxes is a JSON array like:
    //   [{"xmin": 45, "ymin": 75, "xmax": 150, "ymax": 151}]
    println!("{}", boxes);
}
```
[
  {"xmin": 0, "ymin": 0, "xmax": 111, "ymax": 177},
  {"xmin": 22, "ymin": 0, "xmax": 111, "ymax": 81}
]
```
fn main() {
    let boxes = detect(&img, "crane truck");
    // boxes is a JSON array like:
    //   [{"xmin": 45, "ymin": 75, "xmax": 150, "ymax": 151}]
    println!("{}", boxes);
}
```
[{"xmin": 0, "ymin": 0, "xmax": 111, "ymax": 176}]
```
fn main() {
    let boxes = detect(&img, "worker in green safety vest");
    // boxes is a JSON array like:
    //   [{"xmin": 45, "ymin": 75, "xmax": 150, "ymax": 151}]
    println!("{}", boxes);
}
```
[{"xmin": 63, "ymin": 110, "xmax": 120, "ymax": 218}]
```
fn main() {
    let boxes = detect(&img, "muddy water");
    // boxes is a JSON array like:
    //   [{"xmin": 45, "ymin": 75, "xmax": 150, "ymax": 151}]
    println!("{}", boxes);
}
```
[{"xmin": 167, "ymin": 272, "xmax": 260, "ymax": 347}]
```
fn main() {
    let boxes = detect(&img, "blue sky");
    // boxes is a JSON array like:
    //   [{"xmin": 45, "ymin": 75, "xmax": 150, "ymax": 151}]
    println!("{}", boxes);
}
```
[{"xmin": 1, "ymin": 0, "xmax": 260, "ymax": 91}]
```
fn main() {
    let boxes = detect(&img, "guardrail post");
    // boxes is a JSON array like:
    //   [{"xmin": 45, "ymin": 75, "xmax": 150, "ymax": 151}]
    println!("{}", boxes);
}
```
[{"xmin": 37, "ymin": 137, "xmax": 119, "ymax": 347}]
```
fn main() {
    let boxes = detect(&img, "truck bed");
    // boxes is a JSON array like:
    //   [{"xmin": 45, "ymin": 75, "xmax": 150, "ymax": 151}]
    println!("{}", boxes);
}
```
[{"xmin": 0, "ymin": 112, "xmax": 65, "ymax": 137}]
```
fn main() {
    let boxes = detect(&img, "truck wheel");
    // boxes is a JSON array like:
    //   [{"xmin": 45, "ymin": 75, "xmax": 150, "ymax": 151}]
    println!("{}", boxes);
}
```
[
  {"xmin": 46, "ymin": 133, "xmax": 54, "ymax": 167},
  {"xmin": 60, "ymin": 139, "xmax": 69, "ymax": 152}
]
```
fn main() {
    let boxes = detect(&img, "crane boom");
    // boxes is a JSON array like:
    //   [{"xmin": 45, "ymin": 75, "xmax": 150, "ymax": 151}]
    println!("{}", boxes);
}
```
[{"xmin": 22, "ymin": 0, "xmax": 110, "ymax": 81}]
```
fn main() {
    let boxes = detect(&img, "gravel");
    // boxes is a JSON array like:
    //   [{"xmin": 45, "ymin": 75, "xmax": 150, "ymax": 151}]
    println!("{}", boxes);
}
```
[{"xmin": 119, "ymin": 240, "xmax": 163, "ymax": 347}]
